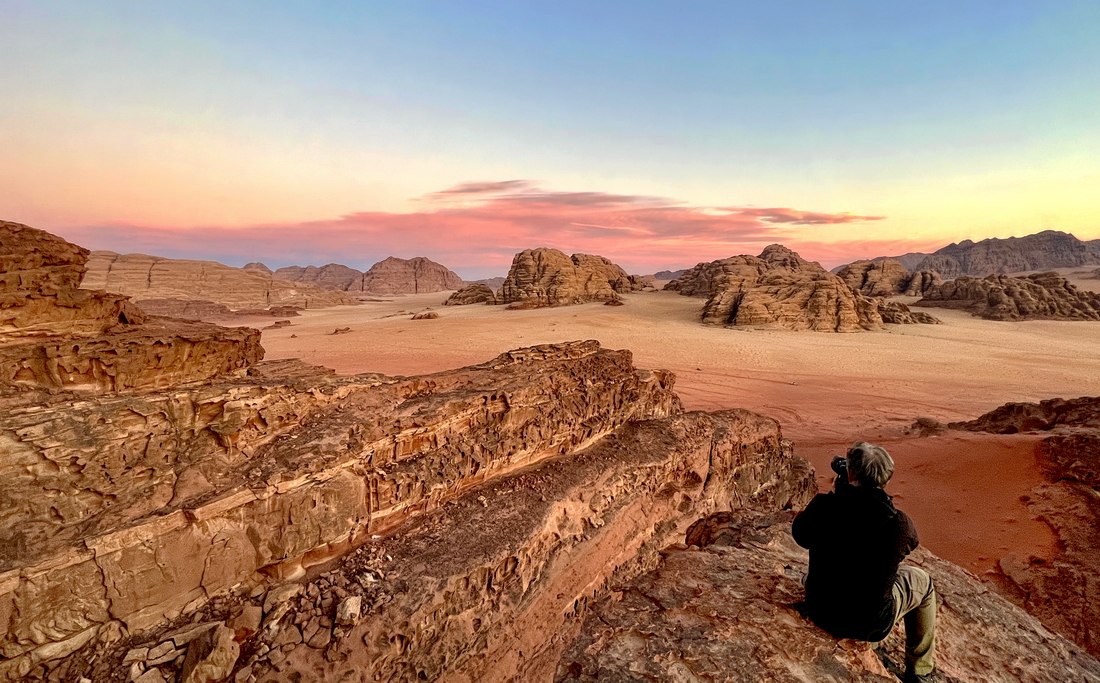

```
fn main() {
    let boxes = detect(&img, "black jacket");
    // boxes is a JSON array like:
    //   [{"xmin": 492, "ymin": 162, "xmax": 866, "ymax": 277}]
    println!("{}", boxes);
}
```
[{"xmin": 792, "ymin": 485, "xmax": 919, "ymax": 641}]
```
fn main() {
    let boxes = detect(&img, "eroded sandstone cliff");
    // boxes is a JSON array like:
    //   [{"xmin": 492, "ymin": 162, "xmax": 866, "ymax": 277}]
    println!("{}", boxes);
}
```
[
  {"xmin": 498, "ymin": 248, "xmax": 641, "ymax": 308},
  {"xmin": 82, "ymin": 252, "xmax": 357, "ymax": 311},
  {"xmin": 275, "ymin": 257, "xmax": 465, "ymax": 295},
  {"xmin": 916, "ymin": 272, "xmax": 1100, "ymax": 320},
  {"xmin": 668, "ymin": 245, "xmax": 889, "ymax": 332}
]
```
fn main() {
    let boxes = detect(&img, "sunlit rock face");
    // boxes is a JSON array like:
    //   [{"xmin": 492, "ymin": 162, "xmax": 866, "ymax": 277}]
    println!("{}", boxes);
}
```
[
  {"xmin": 835, "ymin": 258, "xmax": 913, "ymax": 296},
  {"xmin": 669, "ymin": 245, "xmax": 886, "ymax": 332},
  {"xmin": 443, "ymin": 282, "xmax": 498, "ymax": 305},
  {"xmin": 499, "ymin": 248, "xmax": 641, "ymax": 308},
  {"xmin": 275, "ymin": 256, "xmax": 465, "ymax": 294},
  {"xmin": 82, "ymin": 251, "xmax": 358, "ymax": 311},
  {"xmin": 557, "ymin": 513, "xmax": 1100, "ymax": 683},
  {"xmin": 916, "ymin": 272, "xmax": 1100, "ymax": 320}
]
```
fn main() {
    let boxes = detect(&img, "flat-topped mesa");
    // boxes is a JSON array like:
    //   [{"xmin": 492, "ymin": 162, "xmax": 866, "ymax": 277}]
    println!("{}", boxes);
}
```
[
  {"xmin": 557, "ymin": 514, "xmax": 1100, "ymax": 682},
  {"xmin": 82, "ymin": 251, "xmax": 358, "ymax": 311},
  {"xmin": 915, "ymin": 272, "xmax": 1100, "ymax": 320},
  {"xmin": 669, "ymin": 245, "xmax": 887, "ymax": 332},
  {"xmin": 275, "ymin": 257, "xmax": 465, "ymax": 294},
  {"xmin": 0, "ymin": 340, "xmax": 683, "ymax": 679},
  {"xmin": 499, "ymin": 248, "xmax": 642, "ymax": 308},
  {"xmin": 0, "ymin": 221, "xmax": 263, "ymax": 393}
]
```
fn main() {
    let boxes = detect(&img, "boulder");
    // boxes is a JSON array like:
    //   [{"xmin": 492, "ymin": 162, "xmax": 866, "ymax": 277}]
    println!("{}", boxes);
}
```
[
  {"xmin": 444, "ymin": 283, "xmax": 498, "ymax": 306},
  {"xmin": 916, "ymin": 272, "xmax": 1100, "ymax": 320},
  {"xmin": 411, "ymin": 311, "xmax": 439, "ymax": 320},
  {"xmin": 499, "ymin": 248, "xmax": 641, "ymax": 308}
]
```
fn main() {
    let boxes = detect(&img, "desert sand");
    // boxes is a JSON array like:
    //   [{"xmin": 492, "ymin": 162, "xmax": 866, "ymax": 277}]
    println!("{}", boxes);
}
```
[{"xmin": 253, "ymin": 290, "xmax": 1100, "ymax": 577}]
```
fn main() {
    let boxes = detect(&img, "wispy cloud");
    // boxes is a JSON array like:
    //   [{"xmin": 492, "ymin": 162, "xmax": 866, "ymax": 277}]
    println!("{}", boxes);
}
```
[{"xmin": 53, "ymin": 181, "xmax": 899, "ymax": 278}]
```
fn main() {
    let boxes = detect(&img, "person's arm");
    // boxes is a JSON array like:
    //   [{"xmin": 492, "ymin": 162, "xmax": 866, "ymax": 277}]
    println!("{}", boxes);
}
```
[
  {"xmin": 895, "ymin": 510, "xmax": 920, "ymax": 558},
  {"xmin": 792, "ymin": 493, "xmax": 829, "ymax": 549}
]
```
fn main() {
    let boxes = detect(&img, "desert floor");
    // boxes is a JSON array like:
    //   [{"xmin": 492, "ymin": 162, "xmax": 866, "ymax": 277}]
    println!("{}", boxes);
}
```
[{"xmin": 252, "ymin": 288, "xmax": 1100, "ymax": 578}]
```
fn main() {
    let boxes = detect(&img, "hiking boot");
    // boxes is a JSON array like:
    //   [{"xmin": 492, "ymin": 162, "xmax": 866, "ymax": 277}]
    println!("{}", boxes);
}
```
[{"xmin": 903, "ymin": 670, "xmax": 938, "ymax": 683}]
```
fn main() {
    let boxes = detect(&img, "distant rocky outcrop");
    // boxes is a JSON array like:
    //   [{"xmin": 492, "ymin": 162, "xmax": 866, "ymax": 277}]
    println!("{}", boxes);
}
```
[
  {"xmin": 835, "ymin": 259, "xmax": 912, "ymax": 296},
  {"xmin": 912, "ymin": 230, "xmax": 1100, "ymax": 278},
  {"xmin": 558, "ymin": 512, "xmax": 1100, "ymax": 682},
  {"xmin": 669, "ymin": 245, "xmax": 889, "ymax": 332},
  {"xmin": 915, "ymin": 272, "xmax": 1100, "ymax": 320},
  {"xmin": 653, "ymin": 268, "xmax": 688, "ymax": 280},
  {"xmin": 498, "ymin": 248, "xmax": 642, "ymax": 308},
  {"xmin": 275, "ymin": 257, "xmax": 465, "ymax": 295},
  {"xmin": 953, "ymin": 396, "xmax": 1100, "ymax": 657},
  {"xmin": 443, "ymin": 283, "xmax": 498, "ymax": 306},
  {"xmin": 473, "ymin": 276, "xmax": 507, "ymax": 289},
  {"xmin": 242, "ymin": 262, "xmax": 272, "ymax": 274},
  {"xmin": 82, "ymin": 252, "xmax": 357, "ymax": 312},
  {"xmin": 904, "ymin": 269, "xmax": 943, "ymax": 296},
  {"xmin": 877, "ymin": 300, "xmax": 941, "ymax": 325}
]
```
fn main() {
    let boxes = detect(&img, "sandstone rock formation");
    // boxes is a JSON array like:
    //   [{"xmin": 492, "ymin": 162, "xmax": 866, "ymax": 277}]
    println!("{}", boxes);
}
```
[
  {"xmin": 0, "ymin": 221, "xmax": 262, "ymax": 393},
  {"xmin": 0, "ymin": 331, "xmax": 692, "ymax": 680},
  {"xmin": 242, "ymin": 262, "xmax": 272, "ymax": 274},
  {"xmin": 133, "ymin": 299, "xmax": 301, "ymax": 320},
  {"xmin": 904, "ymin": 269, "xmax": 943, "ymax": 296},
  {"xmin": 835, "ymin": 258, "xmax": 913, "ymax": 296},
  {"xmin": 82, "ymin": 252, "xmax": 357, "ymax": 311},
  {"xmin": 953, "ymin": 396, "xmax": 1100, "ymax": 658},
  {"xmin": 558, "ymin": 513, "xmax": 1100, "ymax": 682},
  {"xmin": 275, "ymin": 257, "xmax": 465, "ymax": 295},
  {"xmin": 498, "ymin": 248, "xmax": 641, "ymax": 308},
  {"xmin": 916, "ymin": 272, "xmax": 1100, "ymax": 320},
  {"xmin": 877, "ymin": 300, "xmax": 941, "ymax": 325},
  {"xmin": 668, "ymin": 245, "xmax": 888, "ymax": 332},
  {"xmin": 410, "ymin": 310, "xmax": 439, "ymax": 320},
  {"xmin": 913, "ymin": 230, "xmax": 1100, "ymax": 277},
  {"xmin": 443, "ymin": 283, "xmax": 498, "ymax": 306}
]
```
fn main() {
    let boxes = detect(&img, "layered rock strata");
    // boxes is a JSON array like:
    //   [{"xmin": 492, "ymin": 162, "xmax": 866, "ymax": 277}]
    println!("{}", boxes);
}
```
[
  {"xmin": 953, "ymin": 396, "xmax": 1100, "ymax": 656},
  {"xmin": 558, "ymin": 513, "xmax": 1100, "ymax": 682},
  {"xmin": 835, "ymin": 258, "xmax": 913, "ymax": 297},
  {"xmin": 164, "ymin": 409, "xmax": 811, "ymax": 682},
  {"xmin": 82, "ymin": 252, "xmax": 357, "ymax": 311},
  {"xmin": 876, "ymin": 300, "xmax": 941, "ymax": 325},
  {"xmin": 669, "ymin": 245, "xmax": 888, "ymax": 332},
  {"xmin": 443, "ymin": 282, "xmax": 498, "ymax": 306},
  {"xmin": 275, "ymin": 257, "xmax": 465, "ymax": 295},
  {"xmin": 916, "ymin": 272, "xmax": 1100, "ymax": 320},
  {"xmin": 499, "ymin": 248, "xmax": 641, "ymax": 308},
  {"xmin": 0, "ymin": 340, "xmax": 682, "ymax": 679},
  {"xmin": 0, "ymin": 222, "xmax": 262, "ymax": 393}
]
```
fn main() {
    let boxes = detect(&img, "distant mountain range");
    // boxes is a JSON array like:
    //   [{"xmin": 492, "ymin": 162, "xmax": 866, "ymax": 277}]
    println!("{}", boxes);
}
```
[
  {"xmin": 274, "ymin": 257, "xmax": 465, "ymax": 294},
  {"xmin": 864, "ymin": 230, "xmax": 1100, "ymax": 277}
]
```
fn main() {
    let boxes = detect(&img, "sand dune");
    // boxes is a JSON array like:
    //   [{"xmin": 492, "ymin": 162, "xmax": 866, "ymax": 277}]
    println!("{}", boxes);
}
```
[{"xmin": 254, "ymin": 290, "xmax": 1100, "ymax": 577}]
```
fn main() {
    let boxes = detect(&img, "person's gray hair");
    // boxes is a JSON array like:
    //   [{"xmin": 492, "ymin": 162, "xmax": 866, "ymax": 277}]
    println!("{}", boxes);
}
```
[{"xmin": 846, "ymin": 441, "xmax": 894, "ymax": 488}]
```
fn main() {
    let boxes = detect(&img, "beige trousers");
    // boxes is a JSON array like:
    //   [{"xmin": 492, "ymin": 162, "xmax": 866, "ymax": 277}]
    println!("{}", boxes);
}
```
[{"xmin": 891, "ymin": 566, "xmax": 937, "ymax": 676}]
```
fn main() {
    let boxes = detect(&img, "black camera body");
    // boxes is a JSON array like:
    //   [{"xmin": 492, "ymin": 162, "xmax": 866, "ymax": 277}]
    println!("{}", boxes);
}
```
[
  {"xmin": 830, "ymin": 455, "xmax": 848, "ymax": 476},
  {"xmin": 830, "ymin": 455, "xmax": 851, "ymax": 490}
]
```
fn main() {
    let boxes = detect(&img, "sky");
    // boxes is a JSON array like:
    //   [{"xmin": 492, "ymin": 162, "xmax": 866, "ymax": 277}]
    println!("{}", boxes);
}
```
[{"xmin": 2, "ymin": 1, "xmax": 1099, "ymax": 278}]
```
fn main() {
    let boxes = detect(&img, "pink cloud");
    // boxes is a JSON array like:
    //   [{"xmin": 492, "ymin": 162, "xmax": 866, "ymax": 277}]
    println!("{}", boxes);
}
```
[{"xmin": 50, "ymin": 181, "xmax": 909, "ymax": 278}]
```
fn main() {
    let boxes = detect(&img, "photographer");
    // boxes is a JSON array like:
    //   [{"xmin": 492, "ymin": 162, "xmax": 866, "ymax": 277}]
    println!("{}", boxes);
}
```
[{"xmin": 792, "ymin": 442, "xmax": 937, "ymax": 683}]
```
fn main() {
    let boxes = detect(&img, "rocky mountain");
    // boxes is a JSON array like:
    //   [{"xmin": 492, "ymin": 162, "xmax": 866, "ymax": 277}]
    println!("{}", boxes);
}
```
[
  {"xmin": 242, "ymin": 262, "xmax": 272, "ymax": 274},
  {"xmin": 275, "ymin": 257, "xmax": 465, "ymax": 294},
  {"xmin": 473, "ymin": 276, "xmax": 507, "ymax": 289},
  {"xmin": 668, "ymin": 245, "xmax": 890, "ymax": 332},
  {"xmin": 915, "ymin": 272, "xmax": 1100, "ymax": 320},
  {"xmin": 914, "ymin": 230, "xmax": 1100, "ymax": 277},
  {"xmin": 653, "ymin": 268, "xmax": 688, "ymax": 280},
  {"xmin": 498, "ymin": 248, "xmax": 642, "ymax": 308},
  {"xmin": 81, "ymin": 251, "xmax": 357, "ymax": 312},
  {"xmin": 952, "ymin": 396, "xmax": 1100, "ymax": 657}
]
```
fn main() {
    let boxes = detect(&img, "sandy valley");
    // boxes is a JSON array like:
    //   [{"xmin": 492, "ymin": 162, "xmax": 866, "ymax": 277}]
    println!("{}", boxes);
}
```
[{"xmin": 257, "ymin": 289, "xmax": 1100, "ymax": 577}]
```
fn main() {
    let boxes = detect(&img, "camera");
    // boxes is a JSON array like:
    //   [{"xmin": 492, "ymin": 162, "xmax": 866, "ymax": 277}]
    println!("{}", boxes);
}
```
[{"xmin": 830, "ymin": 456, "xmax": 848, "ymax": 476}]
